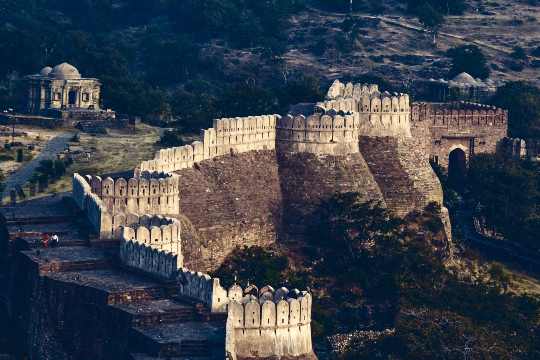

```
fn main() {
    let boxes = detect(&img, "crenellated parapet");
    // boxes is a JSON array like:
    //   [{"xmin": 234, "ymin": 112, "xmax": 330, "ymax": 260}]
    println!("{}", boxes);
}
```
[
  {"xmin": 326, "ymin": 79, "xmax": 380, "ymax": 100},
  {"xmin": 276, "ymin": 112, "xmax": 360, "ymax": 155},
  {"xmin": 72, "ymin": 172, "xmax": 180, "ymax": 239},
  {"xmin": 119, "ymin": 223, "xmax": 183, "ymax": 280},
  {"xmin": 85, "ymin": 173, "xmax": 180, "ymax": 216},
  {"xmin": 411, "ymin": 102, "xmax": 508, "ymax": 128},
  {"xmin": 317, "ymin": 90, "xmax": 411, "ymax": 138},
  {"xmin": 226, "ymin": 286, "xmax": 314, "ymax": 360},
  {"xmin": 138, "ymin": 115, "xmax": 280, "ymax": 174}
]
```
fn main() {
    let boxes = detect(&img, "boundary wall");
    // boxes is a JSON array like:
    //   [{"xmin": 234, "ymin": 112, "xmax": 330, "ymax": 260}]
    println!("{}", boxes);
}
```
[
  {"xmin": 226, "ymin": 286, "xmax": 313, "ymax": 360},
  {"xmin": 138, "ymin": 115, "xmax": 279, "ymax": 173},
  {"xmin": 85, "ymin": 174, "xmax": 180, "ymax": 215},
  {"xmin": 119, "ymin": 224, "xmax": 183, "ymax": 280},
  {"xmin": 276, "ymin": 113, "xmax": 360, "ymax": 155},
  {"xmin": 326, "ymin": 79, "xmax": 379, "ymax": 99},
  {"xmin": 72, "ymin": 173, "xmax": 180, "ymax": 239},
  {"xmin": 411, "ymin": 102, "xmax": 508, "ymax": 128},
  {"xmin": 317, "ymin": 92, "xmax": 411, "ymax": 138}
]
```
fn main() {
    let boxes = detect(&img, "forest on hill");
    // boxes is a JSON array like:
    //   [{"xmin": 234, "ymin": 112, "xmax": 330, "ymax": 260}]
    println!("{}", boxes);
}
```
[{"xmin": 0, "ymin": 0, "xmax": 494, "ymax": 131}]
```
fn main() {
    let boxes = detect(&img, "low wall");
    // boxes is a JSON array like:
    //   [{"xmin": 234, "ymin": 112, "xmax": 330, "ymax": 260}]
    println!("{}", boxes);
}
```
[
  {"xmin": 317, "ymin": 92, "xmax": 411, "ymax": 138},
  {"xmin": 326, "ymin": 80, "xmax": 379, "ymax": 99},
  {"xmin": 85, "ymin": 174, "xmax": 180, "ymax": 216},
  {"xmin": 276, "ymin": 113, "xmax": 360, "ymax": 155},
  {"xmin": 119, "ymin": 221, "xmax": 183, "ymax": 279},
  {"xmin": 226, "ymin": 287, "xmax": 314, "ymax": 360},
  {"xmin": 139, "ymin": 115, "xmax": 280, "ymax": 173}
]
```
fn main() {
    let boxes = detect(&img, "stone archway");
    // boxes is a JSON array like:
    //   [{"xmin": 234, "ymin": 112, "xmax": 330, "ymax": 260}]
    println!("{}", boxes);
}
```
[{"xmin": 448, "ymin": 148, "xmax": 467, "ymax": 191}]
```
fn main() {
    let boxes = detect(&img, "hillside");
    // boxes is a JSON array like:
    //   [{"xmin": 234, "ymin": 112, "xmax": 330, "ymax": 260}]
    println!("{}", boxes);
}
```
[
  {"xmin": 1, "ymin": 0, "xmax": 539, "ymax": 128},
  {"xmin": 281, "ymin": 1, "xmax": 540, "ymax": 87}
]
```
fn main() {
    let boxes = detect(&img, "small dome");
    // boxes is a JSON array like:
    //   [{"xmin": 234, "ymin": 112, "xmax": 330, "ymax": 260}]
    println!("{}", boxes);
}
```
[
  {"xmin": 452, "ymin": 72, "xmax": 478, "ymax": 86},
  {"xmin": 39, "ymin": 66, "xmax": 53, "ymax": 76},
  {"xmin": 49, "ymin": 62, "xmax": 81, "ymax": 80}
]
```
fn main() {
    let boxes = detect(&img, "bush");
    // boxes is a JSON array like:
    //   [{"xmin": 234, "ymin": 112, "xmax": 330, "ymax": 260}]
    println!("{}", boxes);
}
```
[
  {"xmin": 158, "ymin": 130, "xmax": 184, "ymax": 148},
  {"xmin": 511, "ymin": 46, "xmax": 528, "ymax": 60},
  {"xmin": 16, "ymin": 149, "xmax": 23, "ymax": 163},
  {"xmin": 446, "ymin": 45, "xmax": 490, "ymax": 79}
]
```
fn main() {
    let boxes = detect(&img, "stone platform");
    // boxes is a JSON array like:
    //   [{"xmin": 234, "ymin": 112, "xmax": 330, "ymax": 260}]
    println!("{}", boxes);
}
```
[{"xmin": 1, "ymin": 195, "xmax": 225, "ymax": 359}]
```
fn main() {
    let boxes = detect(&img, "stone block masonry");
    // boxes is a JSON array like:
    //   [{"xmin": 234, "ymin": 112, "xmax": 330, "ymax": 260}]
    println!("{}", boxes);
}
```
[{"xmin": 411, "ymin": 102, "xmax": 508, "ymax": 168}]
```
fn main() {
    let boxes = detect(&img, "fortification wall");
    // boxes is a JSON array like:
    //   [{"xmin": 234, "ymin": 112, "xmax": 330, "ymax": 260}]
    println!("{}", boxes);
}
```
[
  {"xmin": 276, "ymin": 113, "xmax": 360, "ymax": 155},
  {"xmin": 326, "ymin": 80, "xmax": 379, "ymax": 99},
  {"xmin": 226, "ymin": 287, "xmax": 314, "ymax": 360},
  {"xmin": 72, "ymin": 173, "xmax": 180, "ymax": 240},
  {"xmin": 174, "ymin": 151, "xmax": 282, "ymax": 272},
  {"xmin": 85, "ymin": 174, "xmax": 180, "ymax": 216},
  {"xmin": 411, "ymin": 102, "xmax": 508, "ymax": 167},
  {"xmin": 317, "ymin": 93, "xmax": 412, "ymax": 138},
  {"xmin": 139, "ymin": 115, "xmax": 279, "ymax": 173},
  {"xmin": 358, "ymin": 137, "xmax": 438, "ymax": 217},
  {"xmin": 277, "ymin": 151, "xmax": 385, "ymax": 235}
]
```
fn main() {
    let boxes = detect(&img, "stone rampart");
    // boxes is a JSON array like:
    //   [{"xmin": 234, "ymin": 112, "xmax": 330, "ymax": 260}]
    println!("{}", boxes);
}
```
[
  {"xmin": 85, "ymin": 173, "xmax": 180, "ymax": 216},
  {"xmin": 226, "ymin": 286, "xmax": 314, "ymax": 360},
  {"xmin": 317, "ymin": 92, "xmax": 411, "ymax": 138},
  {"xmin": 326, "ymin": 79, "xmax": 379, "ymax": 99},
  {"xmin": 72, "ymin": 173, "xmax": 180, "ymax": 240},
  {"xmin": 411, "ymin": 102, "xmax": 508, "ymax": 168},
  {"xmin": 139, "ymin": 115, "xmax": 280, "ymax": 173},
  {"xmin": 120, "ymin": 217, "xmax": 182, "ymax": 254},
  {"xmin": 276, "ymin": 113, "xmax": 360, "ymax": 155}
]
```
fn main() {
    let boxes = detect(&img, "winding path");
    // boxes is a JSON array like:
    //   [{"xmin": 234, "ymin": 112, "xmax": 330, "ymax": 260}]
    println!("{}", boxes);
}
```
[{"xmin": 2, "ymin": 132, "xmax": 73, "ymax": 200}]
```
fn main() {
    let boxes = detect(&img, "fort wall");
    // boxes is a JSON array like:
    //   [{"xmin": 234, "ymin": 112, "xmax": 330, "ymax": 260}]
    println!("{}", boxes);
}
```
[
  {"xmin": 72, "ymin": 173, "xmax": 180, "ymax": 240},
  {"xmin": 85, "ymin": 174, "xmax": 180, "ymax": 216},
  {"xmin": 139, "ymin": 115, "xmax": 279, "ymax": 173},
  {"xmin": 276, "ymin": 113, "xmax": 360, "ymax": 155},
  {"xmin": 325, "ymin": 80, "xmax": 380, "ymax": 99},
  {"xmin": 226, "ymin": 287, "xmax": 314, "ymax": 360},
  {"xmin": 317, "ymin": 93, "xmax": 412, "ymax": 138},
  {"xmin": 411, "ymin": 102, "xmax": 508, "ymax": 167}
]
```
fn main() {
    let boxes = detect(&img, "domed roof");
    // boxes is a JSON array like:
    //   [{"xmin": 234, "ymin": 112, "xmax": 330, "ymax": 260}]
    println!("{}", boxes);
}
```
[
  {"xmin": 452, "ymin": 72, "xmax": 478, "ymax": 85},
  {"xmin": 49, "ymin": 62, "xmax": 81, "ymax": 80},
  {"xmin": 39, "ymin": 66, "xmax": 53, "ymax": 76}
]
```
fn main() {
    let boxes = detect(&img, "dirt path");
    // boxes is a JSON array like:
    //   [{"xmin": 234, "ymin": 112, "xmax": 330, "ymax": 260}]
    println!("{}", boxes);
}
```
[{"xmin": 2, "ymin": 132, "xmax": 73, "ymax": 200}]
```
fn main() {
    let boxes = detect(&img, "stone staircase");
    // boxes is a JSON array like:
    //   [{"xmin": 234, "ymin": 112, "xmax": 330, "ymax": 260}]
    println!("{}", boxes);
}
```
[{"xmin": 15, "ymin": 246, "xmax": 224, "ymax": 359}]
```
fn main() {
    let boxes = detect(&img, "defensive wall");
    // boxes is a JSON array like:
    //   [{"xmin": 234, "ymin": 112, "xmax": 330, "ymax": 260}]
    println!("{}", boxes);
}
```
[
  {"xmin": 316, "ymin": 92, "xmax": 412, "ymax": 138},
  {"xmin": 139, "ymin": 115, "xmax": 279, "ymax": 173},
  {"xmin": 325, "ymin": 80, "xmax": 380, "ymax": 99},
  {"xmin": 119, "ymin": 222, "xmax": 182, "ymax": 280},
  {"xmin": 72, "ymin": 173, "xmax": 180, "ymax": 240},
  {"xmin": 226, "ymin": 287, "xmax": 314, "ymax": 360},
  {"xmin": 276, "ymin": 113, "xmax": 360, "ymax": 155},
  {"xmin": 411, "ymin": 102, "xmax": 508, "ymax": 168},
  {"xmin": 117, "ymin": 223, "xmax": 315, "ymax": 360}
]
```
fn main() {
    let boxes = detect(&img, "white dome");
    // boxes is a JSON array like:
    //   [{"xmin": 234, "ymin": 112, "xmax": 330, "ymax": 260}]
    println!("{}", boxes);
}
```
[
  {"xmin": 452, "ymin": 72, "xmax": 478, "ymax": 86},
  {"xmin": 49, "ymin": 62, "xmax": 81, "ymax": 80},
  {"xmin": 39, "ymin": 66, "xmax": 53, "ymax": 76}
]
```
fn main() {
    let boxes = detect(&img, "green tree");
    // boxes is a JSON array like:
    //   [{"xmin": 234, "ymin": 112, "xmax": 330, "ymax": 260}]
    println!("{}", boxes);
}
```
[
  {"xmin": 446, "ymin": 45, "xmax": 490, "ymax": 79},
  {"xmin": 490, "ymin": 81, "xmax": 540, "ymax": 138}
]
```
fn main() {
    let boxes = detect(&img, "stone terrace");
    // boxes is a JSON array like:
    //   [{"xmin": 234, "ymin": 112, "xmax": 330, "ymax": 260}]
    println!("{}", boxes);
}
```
[{"xmin": 1, "ymin": 195, "xmax": 225, "ymax": 359}]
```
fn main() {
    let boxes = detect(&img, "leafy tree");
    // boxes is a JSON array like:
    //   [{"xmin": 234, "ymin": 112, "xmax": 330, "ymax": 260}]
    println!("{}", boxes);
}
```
[
  {"xmin": 468, "ymin": 154, "xmax": 540, "ymax": 251},
  {"xmin": 446, "ymin": 45, "xmax": 490, "ymax": 79},
  {"xmin": 211, "ymin": 246, "xmax": 289, "ymax": 288},
  {"xmin": 490, "ymin": 81, "xmax": 540, "ymax": 138},
  {"xmin": 415, "ymin": 3, "xmax": 444, "ymax": 44}
]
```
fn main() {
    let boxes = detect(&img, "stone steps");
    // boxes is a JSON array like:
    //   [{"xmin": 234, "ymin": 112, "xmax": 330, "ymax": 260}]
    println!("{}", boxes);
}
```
[
  {"xmin": 111, "ymin": 299, "xmax": 199, "ymax": 327},
  {"xmin": 129, "ymin": 321, "xmax": 225, "ymax": 358}
]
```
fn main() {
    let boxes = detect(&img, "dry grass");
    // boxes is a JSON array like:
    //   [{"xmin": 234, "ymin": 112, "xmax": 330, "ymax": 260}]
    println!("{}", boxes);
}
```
[{"xmin": 38, "ymin": 124, "xmax": 160, "ymax": 196}]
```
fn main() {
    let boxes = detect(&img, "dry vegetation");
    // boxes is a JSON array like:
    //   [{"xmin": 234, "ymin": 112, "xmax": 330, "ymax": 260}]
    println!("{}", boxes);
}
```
[
  {"xmin": 278, "ymin": 0, "xmax": 540, "ymax": 87},
  {"xmin": 38, "ymin": 124, "xmax": 160, "ymax": 196}
]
